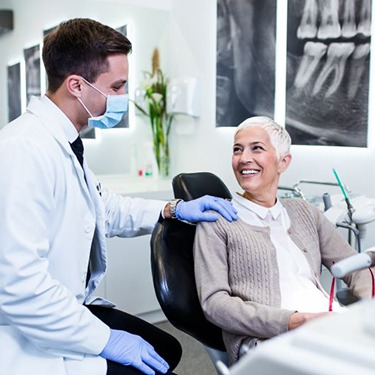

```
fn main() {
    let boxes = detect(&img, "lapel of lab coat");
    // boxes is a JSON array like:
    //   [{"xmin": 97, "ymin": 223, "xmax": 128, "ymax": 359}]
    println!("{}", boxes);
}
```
[
  {"xmin": 26, "ymin": 97, "xmax": 108, "ymax": 292},
  {"xmin": 27, "ymin": 96, "xmax": 95, "ymax": 210}
]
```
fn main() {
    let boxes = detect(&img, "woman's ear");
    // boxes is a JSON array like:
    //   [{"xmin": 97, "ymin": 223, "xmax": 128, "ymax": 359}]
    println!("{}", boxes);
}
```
[{"xmin": 278, "ymin": 153, "xmax": 292, "ymax": 173}]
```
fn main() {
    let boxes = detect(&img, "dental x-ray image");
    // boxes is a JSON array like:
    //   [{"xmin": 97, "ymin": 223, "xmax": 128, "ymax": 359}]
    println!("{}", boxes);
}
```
[
  {"xmin": 216, "ymin": 0, "xmax": 276, "ymax": 127},
  {"xmin": 7, "ymin": 62, "xmax": 21, "ymax": 122},
  {"xmin": 216, "ymin": 0, "xmax": 371, "ymax": 148},
  {"xmin": 114, "ymin": 24, "xmax": 129, "ymax": 129},
  {"xmin": 286, "ymin": 0, "xmax": 371, "ymax": 147},
  {"xmin": 24, "ymin": 44, "xmax": 41, "ymax": 106}
]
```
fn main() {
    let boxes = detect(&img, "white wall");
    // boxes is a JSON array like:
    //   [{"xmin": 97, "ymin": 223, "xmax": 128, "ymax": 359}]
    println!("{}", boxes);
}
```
[{"xmin": 1, "ymin": 0, "xmax": 375, "ymax": 246}]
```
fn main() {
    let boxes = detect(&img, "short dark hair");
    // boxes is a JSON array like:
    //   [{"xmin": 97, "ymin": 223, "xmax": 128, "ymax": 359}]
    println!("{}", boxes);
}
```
[{"xmin": 42, "ymin": 18, "xmax": 132, "ymax": 92}]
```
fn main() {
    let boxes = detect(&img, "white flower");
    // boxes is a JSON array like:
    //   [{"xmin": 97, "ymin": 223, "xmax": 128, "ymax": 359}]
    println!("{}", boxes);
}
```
[{"xmin": 150, "ymin": 92, "xmax": 163, "ymax": 104}]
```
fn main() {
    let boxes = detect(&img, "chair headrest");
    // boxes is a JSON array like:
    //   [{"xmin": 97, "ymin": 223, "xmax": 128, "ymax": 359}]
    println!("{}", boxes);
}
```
[{"xmin": 172, "ymin": 172, "xmax": 232, "ymax": 201}]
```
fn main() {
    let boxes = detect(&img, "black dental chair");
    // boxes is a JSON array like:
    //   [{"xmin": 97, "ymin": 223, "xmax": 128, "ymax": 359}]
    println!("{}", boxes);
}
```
[{"xmin": 150, "ymin": 172, "xmax": 230, "ymax": 372}]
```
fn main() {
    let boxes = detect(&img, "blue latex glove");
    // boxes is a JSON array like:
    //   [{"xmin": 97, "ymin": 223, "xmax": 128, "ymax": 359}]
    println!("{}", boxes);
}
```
[
  {"xmin": 175, "ymin": 195, "xmax": 238, "ymax": 223},
  {"xmin": 100, "ymin": 329, "xmax": 169, "ymax": 375}
]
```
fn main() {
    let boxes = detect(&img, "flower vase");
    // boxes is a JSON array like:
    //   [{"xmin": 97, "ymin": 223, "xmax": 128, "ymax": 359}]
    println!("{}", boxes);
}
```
[
  {"xmin": 159, "ymin": 149, "xmax": 170, "ymax": 178},
  {"xmin": 154, "ymin": 140, "xmax": 170, "ymax": 179}
]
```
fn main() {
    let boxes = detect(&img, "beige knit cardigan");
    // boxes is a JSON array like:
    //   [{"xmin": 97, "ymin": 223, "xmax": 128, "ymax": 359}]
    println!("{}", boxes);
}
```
[{"xmin": 193, "ymin": 198, "xmax": 373, "ymax": 364}]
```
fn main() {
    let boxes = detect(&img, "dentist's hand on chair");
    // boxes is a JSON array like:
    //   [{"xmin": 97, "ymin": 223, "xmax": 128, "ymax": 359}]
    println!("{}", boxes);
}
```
[
  {"xmin": 172, "ymin": 195, "xmax": 238, "ymax": 223},
  {"xmin": 100, "ymin": 329, "xmax": 170, "ymax": 375}
]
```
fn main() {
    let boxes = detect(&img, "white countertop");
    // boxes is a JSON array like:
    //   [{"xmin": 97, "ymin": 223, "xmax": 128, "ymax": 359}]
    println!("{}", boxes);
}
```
[{"xmin": 97, "ymin": 174, "xmax": 173, "ymax": 196}]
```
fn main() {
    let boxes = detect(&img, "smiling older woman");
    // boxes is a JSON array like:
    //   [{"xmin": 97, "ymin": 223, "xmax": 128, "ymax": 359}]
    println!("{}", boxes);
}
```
[{"xmin": 193, "ymin": 116, "xmax": 374, "ymax": 365}]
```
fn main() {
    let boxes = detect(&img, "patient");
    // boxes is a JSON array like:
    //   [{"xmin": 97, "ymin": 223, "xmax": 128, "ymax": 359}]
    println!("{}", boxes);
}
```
[{"xmin": 193, "ymin": 116, "xmax": 374, "ymax": 365}]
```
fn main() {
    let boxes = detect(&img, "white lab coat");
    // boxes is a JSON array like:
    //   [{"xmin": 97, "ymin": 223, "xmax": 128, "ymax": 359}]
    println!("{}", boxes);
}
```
[{"xmin": 0, "ymin": 96, "xmax": 166, "ymax": 375}]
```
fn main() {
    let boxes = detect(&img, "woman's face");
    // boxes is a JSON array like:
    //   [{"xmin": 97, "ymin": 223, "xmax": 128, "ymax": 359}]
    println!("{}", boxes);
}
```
[{"xmin": 232, "ymin": 126, "xmax": 290, "ymax": 206}]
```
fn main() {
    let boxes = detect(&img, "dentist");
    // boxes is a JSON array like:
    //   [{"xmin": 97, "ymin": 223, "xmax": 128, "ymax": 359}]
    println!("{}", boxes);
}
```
[{"xmin": 0, "ymin": 18, "xmax": 237, "ymax": 375}]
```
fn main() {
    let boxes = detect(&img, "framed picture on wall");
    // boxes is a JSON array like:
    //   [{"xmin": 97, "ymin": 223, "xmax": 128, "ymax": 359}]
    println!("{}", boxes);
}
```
[
  {"xmin": 285, "ymin": 0, "xmax": 371, "ymax": 147},
  {"xmin": 215, "ymin": 0, "xmax": 372, "ymax": 148},
  {"xmin": 7, "ymin": 62, "xmax": 22, "ymax": 122},
  {"xmin": 24, "ymin": 44, "xmax": 41, "ymax": 105},
  {"xmin": 43, "ymin": 25, "xmax": 56, "ymax": 36},
  {"xmin": 215, "ymin": 0, "xmax": 276, "ymax": 127},
  {"xmin": 43, "ymin": 25, "xmax": 57, "ymax": 94},
  {"xmin": 114, "ymin": 24, "xmax": 129, "ymax": 128}
]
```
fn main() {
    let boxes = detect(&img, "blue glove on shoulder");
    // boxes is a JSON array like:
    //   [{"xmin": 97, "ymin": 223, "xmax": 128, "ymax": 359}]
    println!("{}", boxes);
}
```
[
  {"xmin": 100, "ymin": 329, "xmax": 169, "ymax": 375},
  {"xmin": 175, "ymin": 195, "xmax": 237, "ymax": 223}
]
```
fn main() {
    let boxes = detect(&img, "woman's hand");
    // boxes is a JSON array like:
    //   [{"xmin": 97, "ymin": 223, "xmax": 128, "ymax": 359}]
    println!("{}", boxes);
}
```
[{"xmin": 288, "ymin": 312, "xmax": 330, "ymax": 330}]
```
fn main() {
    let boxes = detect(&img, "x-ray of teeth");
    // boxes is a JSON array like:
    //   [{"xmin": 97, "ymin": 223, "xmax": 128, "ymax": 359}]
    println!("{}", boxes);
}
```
[
  {"xmin": 286, "ymin": 0, "xmax": 371, "ymax": 146},
  {"xmin": 342, "ymin": 0, "xmax": 357, "ymax": 38},
  {"xmin": 347, "ymin": 43, "xmax": 370, "ymax": 99},
  {"xmin": 24, "ymin": 44, "xmax": 41, "ymax": 106},
  {"xmin": 294, "ymin": 42, "xmax": 327, "ymax": 89},
  {"xmin": 297, "ymin": 0, "xmax": 319, "ymax": 38},
  {"xmin": 317, "ymin": 0, "xmax": 341, "ymax": 40},
  {"xmin": 311, "ymin": 42, "xmax": 355, "ymax": 97},
  {"xmin": 216, "ymin": 0, "xmax": 276, "ymax": 127},
  {"xmin": 216, "ymin": 0, "xmax": 371, "ymax": 147},
  {"xmin": 7, "ymin": 63, "xmax": 21, "ymax": 122}
]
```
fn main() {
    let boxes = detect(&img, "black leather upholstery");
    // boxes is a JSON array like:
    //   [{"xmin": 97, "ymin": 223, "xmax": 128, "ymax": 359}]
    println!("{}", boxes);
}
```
[
  {"xmin": 173, "ymin": 172, "xmax": 232, "ymax": 201},
  {"xmin": 150, "ymin": 172, "xmax": 231, "ymax": 351}
]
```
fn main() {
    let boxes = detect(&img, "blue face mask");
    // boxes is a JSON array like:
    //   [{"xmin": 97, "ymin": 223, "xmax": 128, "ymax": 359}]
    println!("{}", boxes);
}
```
[{"xmin": 78, "ymin": 78, "xmax": 128, "ymax": 129}]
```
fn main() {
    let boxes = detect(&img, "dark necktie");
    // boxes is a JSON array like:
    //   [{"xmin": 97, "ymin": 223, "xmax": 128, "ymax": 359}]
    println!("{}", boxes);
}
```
[
  {"xmin": 70, "ymin": 136, "xmax": 91, "ymax": 284},
  {"xmin": 69, "ymin": 136, "xmax": 84, "ymax": 168}
]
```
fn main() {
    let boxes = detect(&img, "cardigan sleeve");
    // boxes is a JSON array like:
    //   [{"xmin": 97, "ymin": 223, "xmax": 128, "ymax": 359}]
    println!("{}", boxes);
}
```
[
  {"xmin": 193, "ymin": 219, "xmax": 293, "ymax": 339},
  {"xmin": 285, "ymin": 198, "xmax": 374, "ymax": 299}
]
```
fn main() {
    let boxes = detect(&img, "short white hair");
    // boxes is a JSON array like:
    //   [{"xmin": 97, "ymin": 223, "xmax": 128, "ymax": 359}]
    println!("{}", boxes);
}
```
[{"xmin": 234, "ymin": 116, "xmax": 291, "ymax": 158}]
